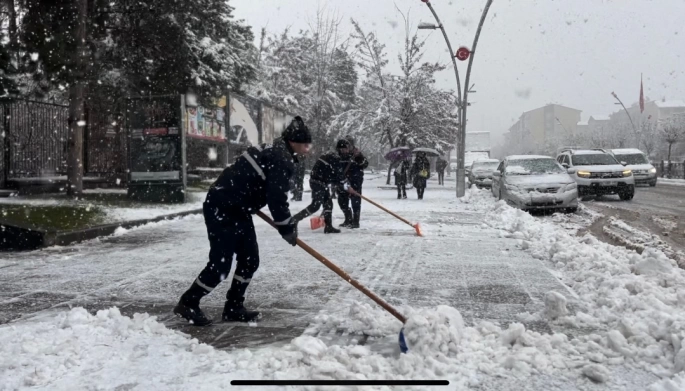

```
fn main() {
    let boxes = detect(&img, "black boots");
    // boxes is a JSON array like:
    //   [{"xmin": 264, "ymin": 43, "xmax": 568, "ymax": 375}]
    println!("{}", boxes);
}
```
[
  {"xmin": 174, "ymin": 281, "xmax": 213, "ymax": 326},
  {"xmin": 324, "ymin": 213, "xmax": 340, "ymax": 234},
  {"xmin": 349, "ymin": 213, "xmax": 360, "ymax": 229},
  {"xmin": 340, "ymin": 210, "xmax": 353, "ymax": 228},
  {"xmin": 223, "ymin": 299, "xmax": 260, "ymax": 322}
]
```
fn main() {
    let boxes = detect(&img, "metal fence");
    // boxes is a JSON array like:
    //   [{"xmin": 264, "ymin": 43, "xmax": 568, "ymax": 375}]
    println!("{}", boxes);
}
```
[
  {"xmin": 1, "ymin": 99, "xmax": 70, "ymax": 181},
  {"xmin": 0, "ymin": 98, "xmax": 128, "ymax": 187},
  {"xmin": 657, "ymin": 160, "xmax": 685, "ymax": 179}
]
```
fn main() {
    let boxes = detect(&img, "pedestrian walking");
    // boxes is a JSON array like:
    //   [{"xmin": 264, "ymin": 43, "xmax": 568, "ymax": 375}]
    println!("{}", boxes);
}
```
[
  {"xmin": 436, "ymin": 156, "xmax": 448, "ymax": 186},
  {"xmin": 173, "ymin": 116, "xmax": 313, "ymax": 326},
  {"xmin": 394, "ymin": 159, "xmax": 410, "ymax": 199},
  {"xmin": 291, "ymin": 139, "xmax": 352, "ymax": 233},
  {"xmin": 337, "ymin": 137, "xmax": 369, "ymax": 229},
  {"xmin": 412, "ymin": 152, "xmax": 431, "ymax": 200}
]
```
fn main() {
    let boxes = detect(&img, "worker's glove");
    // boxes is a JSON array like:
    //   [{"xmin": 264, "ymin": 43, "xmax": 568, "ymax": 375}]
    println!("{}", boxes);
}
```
[
  {"xmin": 277, "ymin": 220, "xmax": 298, "ymax": 246},
  {"xmin": 281, "ymin": 230, "xmax": 297, "ymax": 246}
]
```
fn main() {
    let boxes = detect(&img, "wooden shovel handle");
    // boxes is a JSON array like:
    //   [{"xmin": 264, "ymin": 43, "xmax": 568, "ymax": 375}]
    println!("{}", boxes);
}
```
[
  {"xmin": 256, "ymin": 210, "xmax": 407, "ymax": 324},
  {"xmin": 347, "ymin": 189, "xmax": 414, "ymax": 228}
]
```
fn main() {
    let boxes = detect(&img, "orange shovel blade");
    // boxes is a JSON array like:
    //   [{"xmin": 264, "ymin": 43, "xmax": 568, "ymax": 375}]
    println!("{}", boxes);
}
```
[{"xmin": 310, "ymin": 216, "xmax": 325, "ymax": 230}]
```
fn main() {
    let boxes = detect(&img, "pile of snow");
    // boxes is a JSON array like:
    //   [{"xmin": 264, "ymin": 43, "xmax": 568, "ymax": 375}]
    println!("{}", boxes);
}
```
[
  {"xmin": 1, "ymin": 301, "xmax": 615, "ymax": 390},
  {"xmin": 484, "ymin": 199, "xmax": 685, "ymax": 385}
]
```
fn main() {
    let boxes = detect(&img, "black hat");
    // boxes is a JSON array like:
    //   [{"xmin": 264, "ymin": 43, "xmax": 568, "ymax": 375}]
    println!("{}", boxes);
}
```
[
  {"xmin": 336, "ymin": 139, "xmax": 351, "ymax": 150},
  {"xmin": 283, "ymin": 116, "xmax": 312, "ymax": 143}
]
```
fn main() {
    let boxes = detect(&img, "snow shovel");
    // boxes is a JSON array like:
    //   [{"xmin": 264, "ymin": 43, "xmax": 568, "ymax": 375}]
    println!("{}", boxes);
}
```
[
  {"xmin": 347, "ymin": 189, "xmax": 423, "ymax": 237},
  {"xmin": 256, "ymin": 210, "xmax": 410, "ymax": 353}
]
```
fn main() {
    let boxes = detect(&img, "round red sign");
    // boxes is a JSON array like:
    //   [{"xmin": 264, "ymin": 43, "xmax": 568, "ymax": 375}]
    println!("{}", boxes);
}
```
[{"xmin": 456, "ymin": 47, "xmax": 470, "ymax": 61}]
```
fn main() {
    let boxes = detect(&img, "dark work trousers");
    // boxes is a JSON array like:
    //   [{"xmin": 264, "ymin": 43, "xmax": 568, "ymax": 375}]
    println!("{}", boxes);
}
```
[
  {"xmin": 397, "ymin": 184, "xmax": 407, "ymax": 198},
  {"xmin": 438, "ymin": 171, "xmax": 445, "ymax": 185},
  {"xmin": 193, "ymin": 203, "xmax": 260, "ymax": 307},
  {"xmin": 338, "ymin": 180, "xmax": 363, "ymax": 219},
  {"xmin": 292, "ymin": 181, "xmax": 333, "ymax": 223}
]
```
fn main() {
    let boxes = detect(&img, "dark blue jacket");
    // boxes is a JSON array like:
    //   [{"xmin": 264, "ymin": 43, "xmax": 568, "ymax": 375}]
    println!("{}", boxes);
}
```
[
  {"xmin": 340, "ymin": 152, "xmax": 369, "ymax": 183},
  {"xmin": 206, "ymin": 138, "xmax": 296, "ymax": 235},
  {"xmin": 310, "ymin": 151, "xmax": 346, "ymax": 187}
]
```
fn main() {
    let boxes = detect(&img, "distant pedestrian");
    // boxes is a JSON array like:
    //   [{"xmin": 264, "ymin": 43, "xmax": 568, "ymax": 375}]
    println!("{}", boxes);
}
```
[
  {"xmin": 411, "ymin": 152, "xmax": 430, "ymax": 200},
  {"xmin": 394, "ymin": 159, "xmax": 410, "ymax": 199},
  {"xmin": 436, "ymin": 157, "xmax": 448, "ymax": 185}
]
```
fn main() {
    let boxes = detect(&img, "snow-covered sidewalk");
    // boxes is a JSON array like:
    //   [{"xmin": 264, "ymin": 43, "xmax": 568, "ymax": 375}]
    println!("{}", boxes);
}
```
[{"xmin": 1, "ymin": 177, "xmax": 683, "ymax": 390}]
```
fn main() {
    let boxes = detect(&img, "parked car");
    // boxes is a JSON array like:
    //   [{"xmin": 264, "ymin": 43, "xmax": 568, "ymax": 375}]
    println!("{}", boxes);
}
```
[
  {"xmin": 468, "ymin": 159, "xmax": 500, "ymax": 188},
  {"xmin": 491, "ymin": 155, "xmax": 578, "ymax": 212},
  {"xmin": 556, "ymin": 148, "xmax": 635, "ymax": 200},
  {"xmin": 610, "ymin": 148, "xmax": 657, "ymax": 187}
]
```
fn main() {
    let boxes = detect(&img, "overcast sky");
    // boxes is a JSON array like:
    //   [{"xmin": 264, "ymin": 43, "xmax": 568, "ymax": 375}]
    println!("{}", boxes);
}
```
[{"xmin": 231, "ymin": 0, "xmax": 685, "ymax": 146}]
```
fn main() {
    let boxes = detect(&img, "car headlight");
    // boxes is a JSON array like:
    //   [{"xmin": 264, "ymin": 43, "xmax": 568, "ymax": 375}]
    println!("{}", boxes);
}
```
[
  {"xmin": 649, "ymin": 167, "xmax": 657, "ymax": 173},
  {"xmin": 577, "ymin": 171, "xmax": 591, "ymax": 178},
  {"xmin": 564, "ymin": 183, "xmax": 577, "ymax": 192},
  {"xmin": 622, "ymin": 170, "xmax": 633, "ymax": 177}
]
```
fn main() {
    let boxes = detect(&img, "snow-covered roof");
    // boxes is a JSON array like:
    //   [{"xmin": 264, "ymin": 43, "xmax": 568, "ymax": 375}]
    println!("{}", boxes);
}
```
[
  {"xmin": 505, "ymin": 155, "xmax": 553, "ymax": 160},
  {"xmin": 611, "ymin": 148, "xmax": 645, "ymax": 155},
  {"xmin": 473, "ymin": 158, "xmax": 500, "ymax": 163},
  {"xmin": 466, "ymin": 131, "xmax": 490, "ymax": 135},
  {"xmin": 654, "ymin": 100, "xmax": 685, "ymax": 108},
  {"xmin": 590, "ymin": 115, "xmax": 611, "ymax": 121},
  {"xmin": 577, "ymin": 121, "xmax": 588, "ymax": 126}
]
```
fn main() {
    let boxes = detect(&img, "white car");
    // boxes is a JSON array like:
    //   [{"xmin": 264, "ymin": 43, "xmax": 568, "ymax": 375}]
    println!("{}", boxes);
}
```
[
  {"xmin": 556, "ymin": 148, "xmax": 635, "ymax": 200},
  {"xmin": 491, "ymin": 155, "xmax": 578, "ymax": 213},
  {"xmin": 468, "ymin": 159, "xmax": 500, "ymax": 188},
  {"xmin": 610, "ymin": 148, "xmax": 657, "ymax": 187}
]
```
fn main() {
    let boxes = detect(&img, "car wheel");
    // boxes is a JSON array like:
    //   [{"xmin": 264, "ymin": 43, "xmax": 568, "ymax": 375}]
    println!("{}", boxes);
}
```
[
  {"xmin": 619, "ymin": 191, "xmax": 634, "ymax": 201},
  {"xmin": 566, "ymin": 207, "xmax": 578, "ymax": 214}
]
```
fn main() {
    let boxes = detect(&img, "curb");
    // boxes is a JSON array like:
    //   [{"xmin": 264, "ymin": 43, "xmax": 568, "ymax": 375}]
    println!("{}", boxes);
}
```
[{"xmin": 1, "ymin": 208, "xmax": 202, "ymax": 252}]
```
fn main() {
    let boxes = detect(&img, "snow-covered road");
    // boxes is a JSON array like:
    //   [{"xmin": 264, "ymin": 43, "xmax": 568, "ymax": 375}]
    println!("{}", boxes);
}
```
[{"xmin": 1, "ymin": 177, "xmax": 683, "ymax": 390}]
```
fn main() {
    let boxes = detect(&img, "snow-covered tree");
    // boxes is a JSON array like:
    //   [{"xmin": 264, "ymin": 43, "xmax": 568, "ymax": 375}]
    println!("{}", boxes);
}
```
[
  {"xmin": 660, "ymin": 113, "xmax": 685, "ymax": 176},
  {"xmin": 250, "ymin": 13, "xmax": 358, "ymax": 153}
]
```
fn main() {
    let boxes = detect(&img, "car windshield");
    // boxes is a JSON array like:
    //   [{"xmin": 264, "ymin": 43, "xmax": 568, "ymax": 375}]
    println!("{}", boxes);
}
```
[
  {"xmin": 473, "ymin": 162, "xmax": 499, "ymax": 170},
  {"xmin": 571, "ymin": 154, "xmax": 618, "ymax": 166},
  {"xmin": 614, "ymin": 153, "xmax": 648, "ymax": 165},
  {"xmin": 505, "ymin": 159, "xmax": 565, "ymax": 175}
]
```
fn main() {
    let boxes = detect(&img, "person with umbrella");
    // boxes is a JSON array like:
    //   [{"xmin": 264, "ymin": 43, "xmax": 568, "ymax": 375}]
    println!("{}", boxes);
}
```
[{"xmin": 411, "ymin": 151, "xmax": 431, "ymax": 200}]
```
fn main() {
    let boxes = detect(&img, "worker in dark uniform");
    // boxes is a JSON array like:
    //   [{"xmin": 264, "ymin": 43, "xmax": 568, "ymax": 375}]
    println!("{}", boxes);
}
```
[
  {"xmin": 291, "ymin": 141, "xmax": 351, "ymax": 234},
  {"xmin": 337, "ymin": 137, "xmax": 369, "ymax": 229},
  {"xmin": 291, "ymin": 159, "xmax": 305, "ymax": 201},
  {"xmin": 173, "ymin": 116, "xmax": 313, "ymax": 326}
]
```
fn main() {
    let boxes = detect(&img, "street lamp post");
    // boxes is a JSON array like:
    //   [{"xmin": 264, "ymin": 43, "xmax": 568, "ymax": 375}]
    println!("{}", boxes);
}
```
[
  {"xmin": 611, "ymin": 91, "xmax": 638, "ymax": 134},
  {"xmin": 420, "ymin": 0, "xmax": 494, "ymax": 197}
]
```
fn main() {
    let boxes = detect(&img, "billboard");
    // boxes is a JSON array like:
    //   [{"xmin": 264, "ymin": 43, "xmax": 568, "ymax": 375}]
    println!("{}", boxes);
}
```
[
  {"xmin": 126, "ymin": 95, "xmax": 186, "ymax": 203},
  {"xmin": 185, "ymin": 98, "xmax": 227, "ymax": 141}
]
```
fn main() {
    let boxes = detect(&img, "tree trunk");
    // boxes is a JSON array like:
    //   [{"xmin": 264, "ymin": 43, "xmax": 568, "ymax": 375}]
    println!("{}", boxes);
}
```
[
  {"xmin": 67, "ymin": 0, "xmax": 88, "ymax": 197},
  {"xmin": 667, "ymin": 142, "xmax": 673, "ymax": 178},
  {"xmin": 7, "ymin": 0, "xmax": 18, "ymax": 65},
  {"xmin": 386, "ymin": 160, "xmax": 400, "ymax": 185}
]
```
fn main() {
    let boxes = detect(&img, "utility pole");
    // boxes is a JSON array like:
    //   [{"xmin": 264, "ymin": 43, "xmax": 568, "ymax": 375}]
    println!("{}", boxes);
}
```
[
  {"xmin": 67, "ymin": 0, "xmax": 88, "ymax": 197},
  {"xmin": 420, "ymin": 0, "xmax": 494, "ymax": 197},
  {"xmin": 611, "ymin": 91, "xmax": 638, "ymax": 134},
  {"xmin": 460, "ymin": 0, "xmax": 494, "ymax": 197}
]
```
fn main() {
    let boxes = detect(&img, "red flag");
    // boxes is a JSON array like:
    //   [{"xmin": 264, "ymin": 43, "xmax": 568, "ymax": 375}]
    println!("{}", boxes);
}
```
[{"xmin": 639, "ymin": 74, "xmax": 645, "ymax": 113}]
